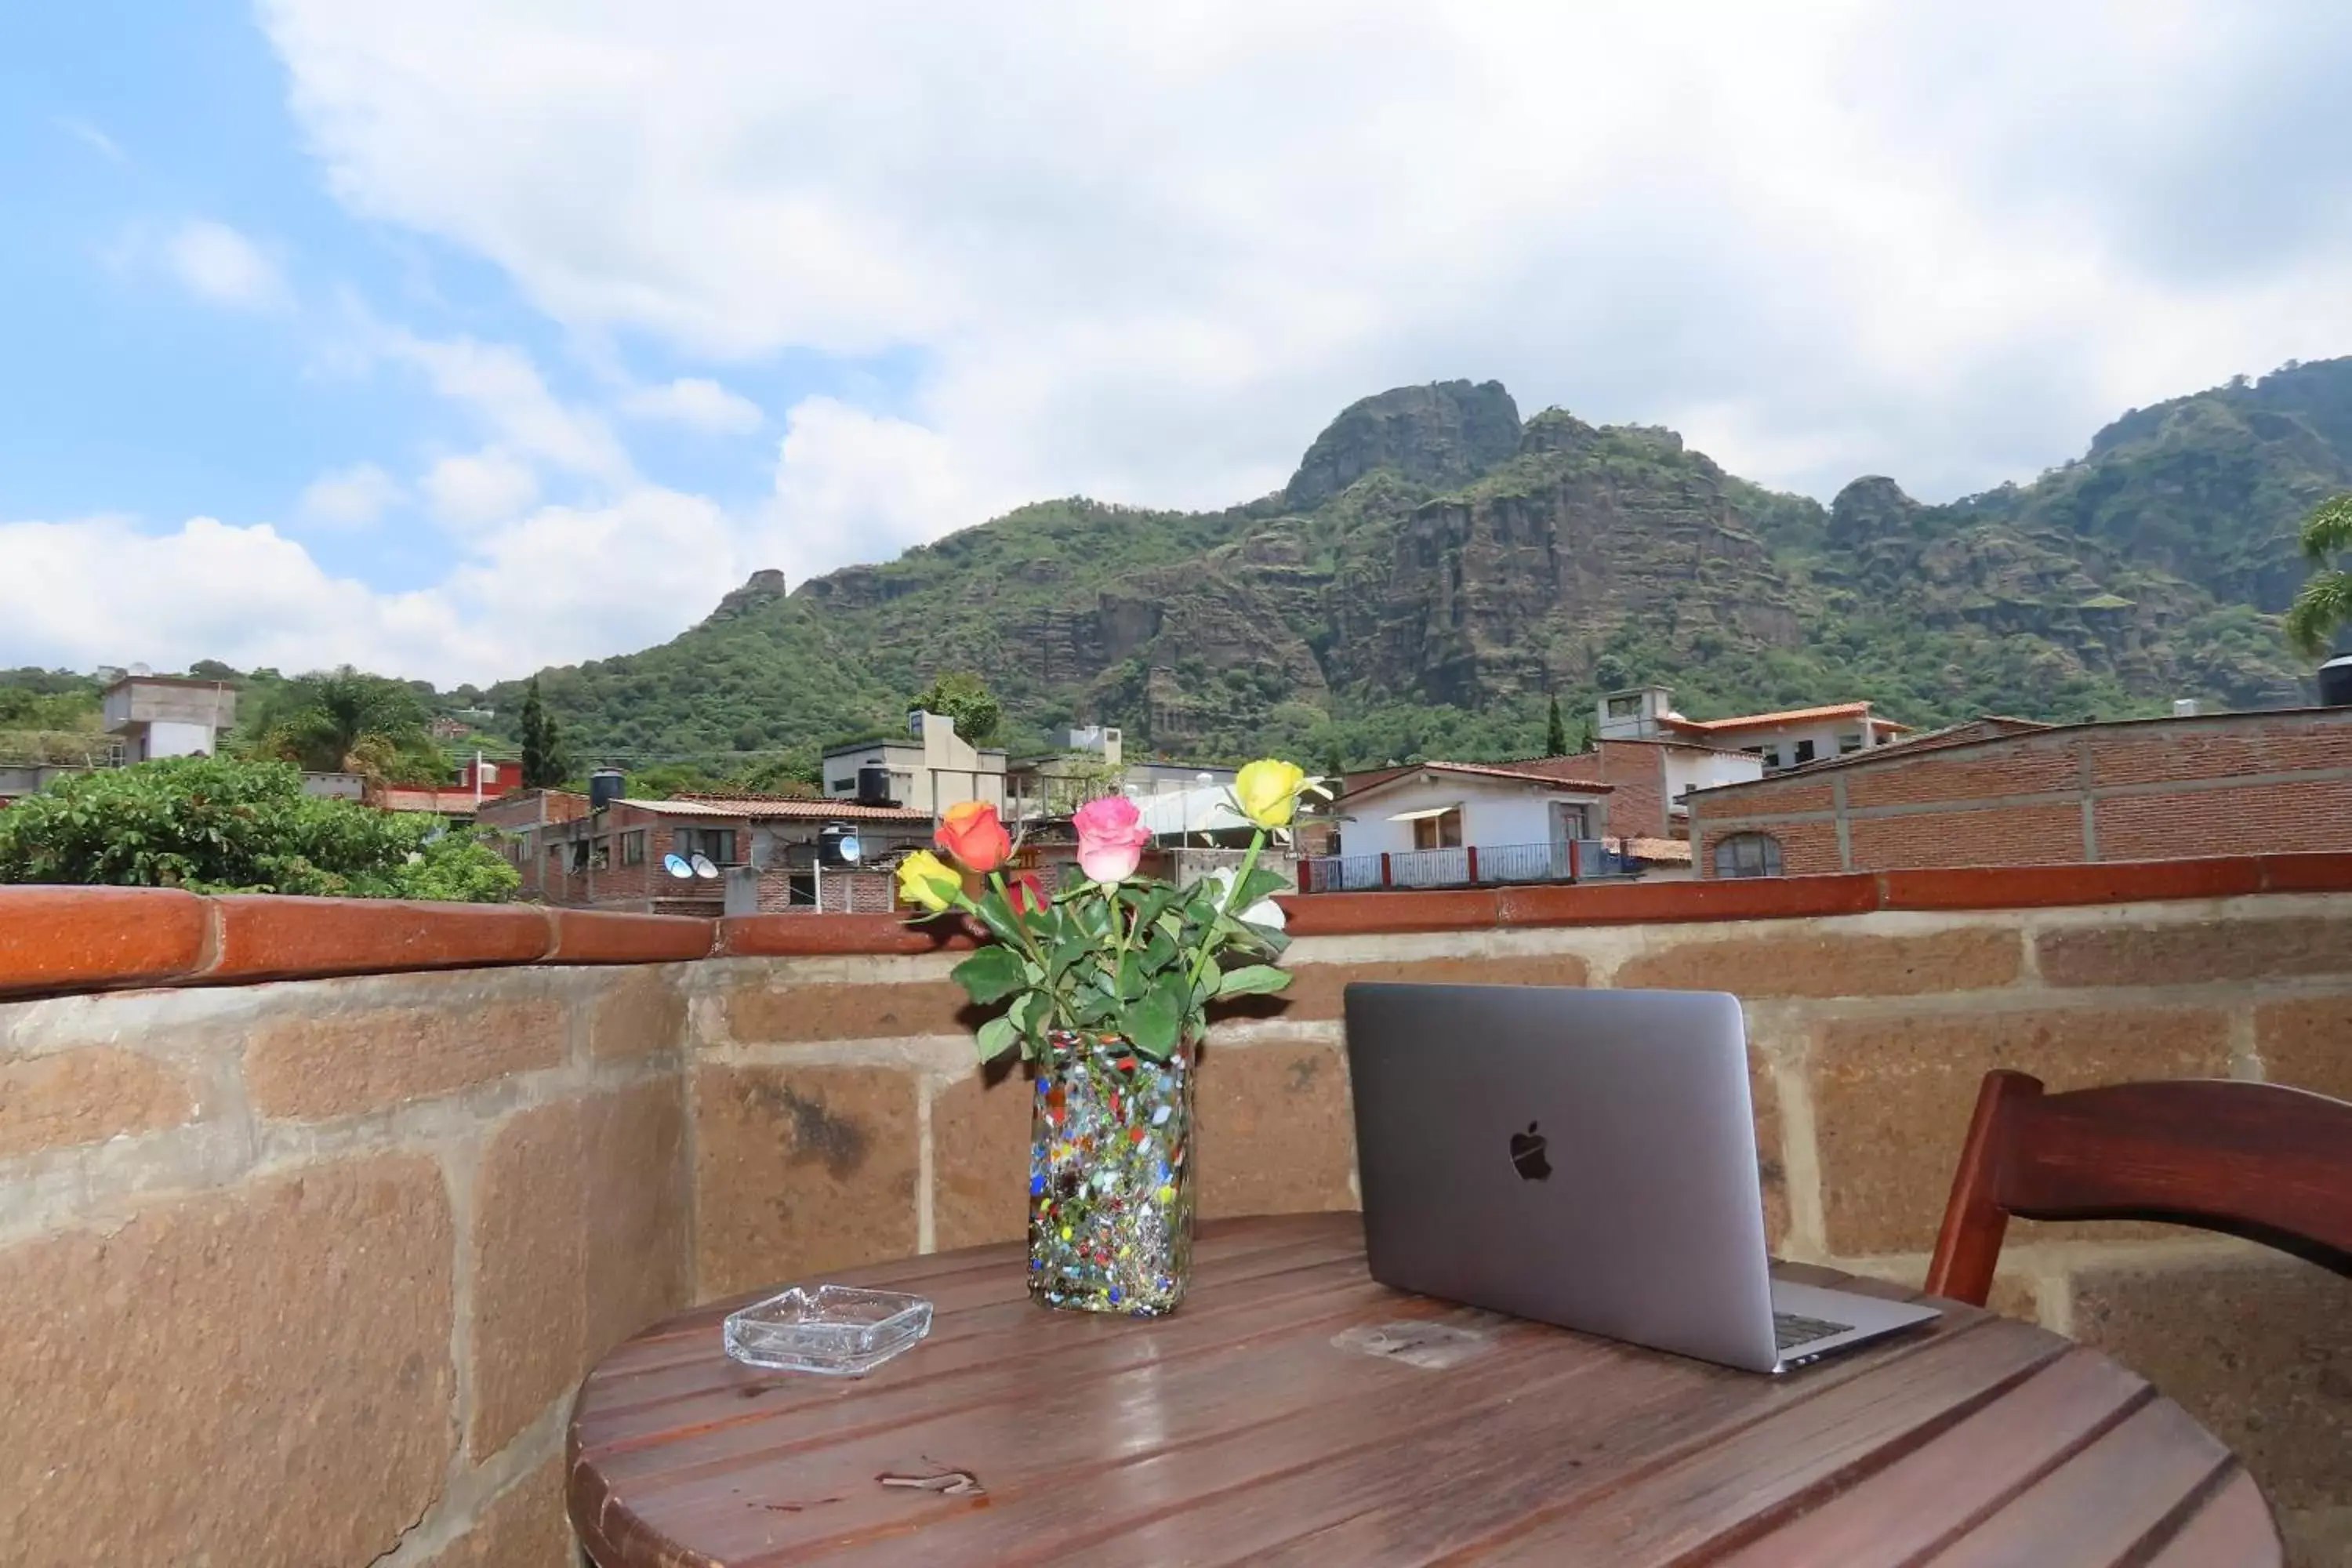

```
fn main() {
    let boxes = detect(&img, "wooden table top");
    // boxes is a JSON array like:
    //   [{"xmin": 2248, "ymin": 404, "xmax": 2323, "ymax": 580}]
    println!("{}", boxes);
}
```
[{"xmin": 568, "ymin": 1214, "xmax": 2281, "ymax": 1566}]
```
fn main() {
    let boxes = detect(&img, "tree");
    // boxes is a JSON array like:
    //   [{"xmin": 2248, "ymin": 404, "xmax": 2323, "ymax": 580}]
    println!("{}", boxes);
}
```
[
  {"xmin": 519, "ymin": 677, "xmax": 570, "ymax": 788},
  {"xmin": 2285, "ymin": 494, "xmax": 2352, "ymax": 658},
  {"xmin": 910, "ymin": 671, "xmax": 1003, "ymax": 747},
  {"xmin": 245, "ymin": 666, "xmax": 447, "ymax": 786},
  {"xmin": 1545, "ymin": 694, "xmax": 1569, "ymax": 756},
  {"xmin": 0, "ymin": 755, "xmax": 518, "ymax": 901}
]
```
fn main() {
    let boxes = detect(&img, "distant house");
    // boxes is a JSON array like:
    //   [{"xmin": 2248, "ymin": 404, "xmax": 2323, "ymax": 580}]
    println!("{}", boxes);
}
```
[
  {"xmin": 490, "ymin": 788, "xmax": 932, "ymax": 916},
  {"xmin": 1004, "ymin": 725, "xmax": 1240, "ymax": 823},
  {"xmin": 1597, "ymin": 684, "xmax": 1910, "ymax": 773},
  {"xmin": 101, "ymin": 674, "xmax": 237, "ymax": 761},
  {"xmin": 821, "ymin": 710, "xmax": 1006, "ymax": 816},
  {"xmin": 1307, "ymin": 762, "xmax": 1617, "ymax": 891}
]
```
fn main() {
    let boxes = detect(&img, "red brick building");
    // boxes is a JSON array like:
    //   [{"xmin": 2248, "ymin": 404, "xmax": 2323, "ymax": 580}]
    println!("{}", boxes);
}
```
[
  {"xmin": 1686, "ymin": 706, "xmax": 2352, "ymax": 879},
  {"xmin": 481, "ymin": 793, "xmax": 931, "ymax": 915}
]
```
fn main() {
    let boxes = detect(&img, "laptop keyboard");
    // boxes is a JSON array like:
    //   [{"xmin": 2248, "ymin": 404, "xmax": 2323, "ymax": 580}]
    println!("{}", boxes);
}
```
[{"xmin": 1773, "ymin": 1311, "xmax": 1854, "ymax": 1352}]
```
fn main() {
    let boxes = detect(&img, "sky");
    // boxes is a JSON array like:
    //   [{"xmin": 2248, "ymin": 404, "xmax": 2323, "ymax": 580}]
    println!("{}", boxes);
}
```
[{"xmin": 5, "ymin": 2, "xmax": 2352, "ymax": 688}]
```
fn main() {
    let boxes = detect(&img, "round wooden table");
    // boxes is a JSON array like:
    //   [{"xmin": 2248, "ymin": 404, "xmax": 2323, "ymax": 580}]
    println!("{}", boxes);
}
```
[{"xmin": 568, "ymin": 1214, "xmax": 2281, "ymax": 1566}]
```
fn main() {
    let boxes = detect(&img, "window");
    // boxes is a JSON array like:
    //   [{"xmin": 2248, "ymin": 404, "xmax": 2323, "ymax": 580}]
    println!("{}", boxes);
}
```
[
  {"xmin": 1605, "ymin": 694, "xmax": 1642, "ymax": 718},
  {"xmin": 620, "ymin": 829, "xmax": 646, "ymax": 866},
  {"xmin": 673, "ymin": 827, "xmax": 736, "ymax": 866},
  {"xmin": 568, "ymin": 840, "xmax": 590, "ymax": 872},
  {"xmin": 1838, "ymin": 732, "xmax": 1865, "ymax": 754},
  {"xmin": 588, "ymin": 837, "xmax": 611, "ymax": 871},
  {"xmin": 831, "ymin": 779, "xmax": 856, "ymax": 793},
  {"xmin": 1791, "ymin": 739, "xmax": 1817, "ymax": 764},
  {"xmin": 1411, "ymin": 808, "xmax": 1463, "ymax": 851},
  {"xmin": 1712, "ymin": 833, "xmax": 1784, "ymax": 879},
  {"xmin": 1759, "ymin": 747, "xmax": 1784, "ymax": 770}
]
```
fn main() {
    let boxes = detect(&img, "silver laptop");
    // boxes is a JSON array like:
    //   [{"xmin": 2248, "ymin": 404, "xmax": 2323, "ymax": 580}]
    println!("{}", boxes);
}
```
[{"xmin": 1343, "ymin": 982, "xmax": 1937, "ymax": 1374}]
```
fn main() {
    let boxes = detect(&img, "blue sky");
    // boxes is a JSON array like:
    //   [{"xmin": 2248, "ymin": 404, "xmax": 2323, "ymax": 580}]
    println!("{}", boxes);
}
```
[{"xmin": 5, "ymin": 2, "xmax": 2350, "ymax": 686}]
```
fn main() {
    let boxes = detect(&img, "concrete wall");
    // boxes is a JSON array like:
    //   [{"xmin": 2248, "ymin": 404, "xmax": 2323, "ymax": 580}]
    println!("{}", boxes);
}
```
[{"xmin": 3, "ymin": 866, "xmax": 2350, "ymax": 1563}]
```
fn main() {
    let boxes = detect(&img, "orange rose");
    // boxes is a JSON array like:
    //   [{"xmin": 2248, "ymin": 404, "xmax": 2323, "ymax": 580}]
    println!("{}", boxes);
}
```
[{"xmin": 935, "ymin": 799, "xmax": 1013, "ymax": 873}]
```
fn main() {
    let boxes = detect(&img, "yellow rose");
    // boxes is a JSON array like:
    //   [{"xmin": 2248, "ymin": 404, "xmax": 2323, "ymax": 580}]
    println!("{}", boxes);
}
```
[
  {"xmin": 895, "ymin": 848, "xmax": 963, "ymax": 913},
  {"xmin": 1232, "ymin": 758, "xmax": 1308, "ymax": 829}
]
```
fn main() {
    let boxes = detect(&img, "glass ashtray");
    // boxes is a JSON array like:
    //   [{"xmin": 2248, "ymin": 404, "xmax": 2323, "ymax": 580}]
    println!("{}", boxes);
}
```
[{"xmin": 722, "ymin": 1285, "xmax": 934, "ymax": 1376}]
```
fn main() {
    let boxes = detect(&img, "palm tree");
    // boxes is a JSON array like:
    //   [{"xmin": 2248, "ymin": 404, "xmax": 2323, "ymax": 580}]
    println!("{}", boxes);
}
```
[
  {"xmin": 256, "ymin": 667, "xmax": 441, "ymax": 785},
  {"xmin": 2285, "ymin": 495, "xmax": 2352, "ymax": 658}
]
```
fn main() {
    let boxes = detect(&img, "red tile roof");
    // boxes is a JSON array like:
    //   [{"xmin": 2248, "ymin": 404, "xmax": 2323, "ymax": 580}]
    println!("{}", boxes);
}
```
[
  {"xmin": 1346, "ymin": 761, "xmax": 1617, "ymax": 800},
  {"xmin": 623, "ymin": 796, "xmax": 934, "ymax": 823}
]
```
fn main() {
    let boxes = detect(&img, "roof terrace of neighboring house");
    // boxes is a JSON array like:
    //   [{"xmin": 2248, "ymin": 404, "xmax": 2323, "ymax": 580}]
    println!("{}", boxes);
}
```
[
  {"xmin": 820, "ymin": 710, "xmax": 1007, "ymax": 816},
  {"xmin": 1597, "ymin": 684, "xmax": 1911, "ymax": 772}
]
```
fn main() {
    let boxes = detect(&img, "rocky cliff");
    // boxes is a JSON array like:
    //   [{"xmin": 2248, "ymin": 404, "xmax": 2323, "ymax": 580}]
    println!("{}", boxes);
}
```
[{"xmin": 494, "ymin": 361, "xmax": 2349, "ymax": 767}]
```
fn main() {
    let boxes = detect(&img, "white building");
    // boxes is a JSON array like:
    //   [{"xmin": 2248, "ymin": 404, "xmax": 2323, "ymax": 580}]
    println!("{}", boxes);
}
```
[
  {"xmin": 102, "ymin": 674, "xmax": 237, "ymax": 762},
  {"xmin": 820, "ymin": 710, "xmax": 1007, "ymax": 818},
  {"xmin": 1598, "ymin": 684, "xmax": 1909, "ymax": 773},
  {"xmin": 1329, "ymin": 762, "xmax": 1615, "ymax": 887}
]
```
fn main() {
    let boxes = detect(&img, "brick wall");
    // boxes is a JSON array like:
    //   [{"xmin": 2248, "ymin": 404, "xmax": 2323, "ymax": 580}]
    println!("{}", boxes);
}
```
[
  {"xmin": 1691, "ymin": 708, "xmax": 2352, "ymax": 879},
  {"xmin": 5, "ymin": 868, "xmax": 2350, "ymax": 1563}
]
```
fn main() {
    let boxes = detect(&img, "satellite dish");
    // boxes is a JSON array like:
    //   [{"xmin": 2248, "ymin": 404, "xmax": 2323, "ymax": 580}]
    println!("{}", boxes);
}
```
[
  {"xmin": 662, "ymin": 854, "xmax": 695, "ymax": 880},
  {"xmin": 690, "ymin": 853, "xmax": 720, "ymax": 879},
  {"xmin": 836, "ymin": 832, "xmax": 862, "ymax": 864}
]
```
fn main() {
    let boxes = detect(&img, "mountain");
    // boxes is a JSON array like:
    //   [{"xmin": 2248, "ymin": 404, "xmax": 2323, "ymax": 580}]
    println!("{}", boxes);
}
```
[{"xmin": 488, "ymin": 362, "xmax": 2352, "ymax": 771}]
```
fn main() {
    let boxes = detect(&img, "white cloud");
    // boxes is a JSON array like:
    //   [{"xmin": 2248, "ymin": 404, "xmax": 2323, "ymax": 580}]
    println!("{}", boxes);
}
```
[
  {"xmin": 420, "ymin": 448, "xmax": 540, "ymax": 529},
  {"xmin": 163, "ymin": 220, "xmax": 286, "ymax": 311},
  {"xmin": 55, "ymin": 116, "xmax": 128, "ymax": 165},
  {"xmin": 621, "ymin": 376, "xmax": 763, "ymax": 434},
  {"xmin": 0, "ymin": 491, "xmax": 742, "ymax": 687},
  {"xmin": 379, "ymin": 329, "xmax": 631, "ymax": 483},
  {"xmin": 297, "ymin": 463, "xmax": 403, "ymax": 528},
  {"xmin": 257, "ymin": 0, "xmax": 2352, "ymax": 545}
]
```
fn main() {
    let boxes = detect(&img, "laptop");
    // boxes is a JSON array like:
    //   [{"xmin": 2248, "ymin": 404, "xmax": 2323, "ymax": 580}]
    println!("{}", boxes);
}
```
[{"xmin": 1343, "ymin": 982, "xmax": 1938, "ymax": 1374}]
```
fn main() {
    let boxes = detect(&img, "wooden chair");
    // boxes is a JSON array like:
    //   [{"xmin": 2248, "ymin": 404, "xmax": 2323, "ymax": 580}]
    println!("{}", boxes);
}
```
[{"xmin": 1926, "ymin": 1070, "xmax": 2352, "ymax": 1306}]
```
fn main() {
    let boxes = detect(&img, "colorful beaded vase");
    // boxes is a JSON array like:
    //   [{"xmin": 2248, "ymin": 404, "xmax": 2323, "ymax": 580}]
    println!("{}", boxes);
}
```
[{"xmin": 1029, "ymin": 1032, "xmax": 1196, "ymax": 1316}]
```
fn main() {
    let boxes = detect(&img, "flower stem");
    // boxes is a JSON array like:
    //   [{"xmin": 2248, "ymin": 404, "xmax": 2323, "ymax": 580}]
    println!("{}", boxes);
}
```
[{"xmin": 1185, "ymin": 828, "xmax": 1267, "ymax": 998}]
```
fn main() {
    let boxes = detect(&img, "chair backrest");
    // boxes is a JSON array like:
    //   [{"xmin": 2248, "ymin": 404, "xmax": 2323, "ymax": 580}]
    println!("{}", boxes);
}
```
[{"xmin": 1926, "ymin": 1070, "xmax": 2352, "ymax": 1306}]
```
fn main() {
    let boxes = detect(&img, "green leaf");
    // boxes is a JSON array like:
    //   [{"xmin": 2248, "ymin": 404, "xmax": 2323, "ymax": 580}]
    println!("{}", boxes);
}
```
[
  {"xmin": 949, "ymin": 944, "xmax": 1027, "ymax": 1004},
  {"xmin": 975, "ymin": 1014, "xmax": 1021, "ymax": 1061},
  {"xmin": 1215, "ymin": 964, "xmax": 1291, "ymax": 997},
  {"xmin": 1126, "ymin": 972, "xmax": 1186, "ymax": 1058},
  {"xmin": 1234, "ymin": 868, "xmax": 1288, "ymax": 908}
]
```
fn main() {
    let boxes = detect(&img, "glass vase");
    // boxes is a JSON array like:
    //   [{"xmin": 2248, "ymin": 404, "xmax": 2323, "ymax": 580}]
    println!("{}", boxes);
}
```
[{"xmin": 1028, "ymin": 1031, "xmax": 1196, "ymax": 1316}]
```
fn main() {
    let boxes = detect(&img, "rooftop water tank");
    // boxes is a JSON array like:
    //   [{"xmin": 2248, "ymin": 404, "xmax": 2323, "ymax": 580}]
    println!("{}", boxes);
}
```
[{"xmin": 589, "ymin": 768, "xmax": 626, "ymax": 811}]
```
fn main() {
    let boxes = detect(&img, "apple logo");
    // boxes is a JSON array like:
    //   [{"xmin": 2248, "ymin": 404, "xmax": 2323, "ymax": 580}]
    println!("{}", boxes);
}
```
[{"xmin": 1508, "ymin": 1121, "xmax": 1552, "ymax": 1181}]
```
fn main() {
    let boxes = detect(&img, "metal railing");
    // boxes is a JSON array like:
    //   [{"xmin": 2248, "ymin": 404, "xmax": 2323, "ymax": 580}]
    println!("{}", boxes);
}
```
[{"xmin": 1296, "ymin": 839, "xmax": 1632, "ymax": 894}]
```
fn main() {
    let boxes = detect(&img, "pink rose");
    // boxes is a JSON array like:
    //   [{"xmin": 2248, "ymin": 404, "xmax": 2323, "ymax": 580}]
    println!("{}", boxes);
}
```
[{"xmin": 1073, "ymin": 795, "xmax": 1153, "ymax": 883}]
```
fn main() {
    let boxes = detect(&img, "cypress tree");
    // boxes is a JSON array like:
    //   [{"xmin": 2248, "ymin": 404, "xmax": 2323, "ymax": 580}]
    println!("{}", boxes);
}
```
[
  {"xmin": 1545, "ymin": 694, "xmax": 1569, "ymax": 757},
  {"xmin": 519, "ymin": 677, "xmax": 569, "ymax": 788}
]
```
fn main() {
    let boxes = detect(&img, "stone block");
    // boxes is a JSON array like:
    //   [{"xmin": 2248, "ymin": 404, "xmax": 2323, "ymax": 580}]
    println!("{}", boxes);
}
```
[
  {"xmin": 724, "ymin": 978, "xmax": 971, "ymax": 1044},
  {"xmin": 931, "ymin": 1066, "xmax": 1033, "ymax": 1250},
  {"xmin": 1615, "ymin": 927, "xmax": 2023, "ymax": 1000},
  {"xmin": 1750, "ymin": 1048, "xmax": 1788, "ymax": 1252},
  {"xmin": 693, "ymin": 1065, "xmax": 920, "ymax": 1298},
  {"xmin": 2038, "ymin": 916, "xmax": 2352, "ymax": 990},
  {"xmin": 0, "ymin": 1156, "xmax": 455, "ymax": 1566},
  {"xmin": 424, "ymin": 1455, "xmax": 572, "ymax": 1568},
  {"xmin": 1810, "ymin": 1006, "xmax": 2230, "ymax": 1255},
  {"xmin": 1195, "ymin": 1040, "xmax": 1357, "ymax": 1218},
  {"xmin": 470, "ymin": 1080, "xmax": 691, "ymax": 1457},
  {"xmin": 1272, "ymin": 953, "xmax": 1590, "ymax": 1022},
  {"xmin": 0, "ymin": 1046, "xmax": 196, "ymax": 1159},
  {"xmin": 246, "ymin": 993, "xmax": 568, "ymax": 1120},
  {"xmin": 2256, "ymin": 996, "xmax": 2352, "ymax": 1102},
  {"xmin": 2072, "ymin": 1254, "xmax": 2352, "ymax": 1514},
  {"xmin": 587, "ymin": 967, "xmax": 688, "ymax": 1061}
]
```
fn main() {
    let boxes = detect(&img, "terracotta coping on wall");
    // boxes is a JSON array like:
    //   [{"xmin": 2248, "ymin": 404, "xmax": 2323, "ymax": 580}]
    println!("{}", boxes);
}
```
[
  {"xmin": 0, "ymin": 887, "xmax": 717, "ymax": 1000},
  {"xmin": 5, "ymin": 850, "xmax": 2352, "ymax": 998}
]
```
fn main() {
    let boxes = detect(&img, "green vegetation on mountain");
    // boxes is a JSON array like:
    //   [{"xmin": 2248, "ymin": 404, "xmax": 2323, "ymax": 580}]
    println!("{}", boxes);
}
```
[{"xmin": 22, "ymin": 361, "xmax": 2352, "ymax": 780}]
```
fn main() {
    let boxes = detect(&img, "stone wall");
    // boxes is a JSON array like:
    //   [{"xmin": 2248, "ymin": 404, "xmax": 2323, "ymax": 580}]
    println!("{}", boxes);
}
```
[
  {"xmin": 4, "ymin": 862, "xmax": 2350, "ymax": 1564},
  {"xmin": 0, "ymin": 956, "xmax": 693, "ymax": 1568}
]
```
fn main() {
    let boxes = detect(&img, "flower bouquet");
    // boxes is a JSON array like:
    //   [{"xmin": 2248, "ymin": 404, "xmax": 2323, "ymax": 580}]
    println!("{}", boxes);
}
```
[{"xmin": 896, "ymin": 759, "xmax": 1322, "ymax": 1315}]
